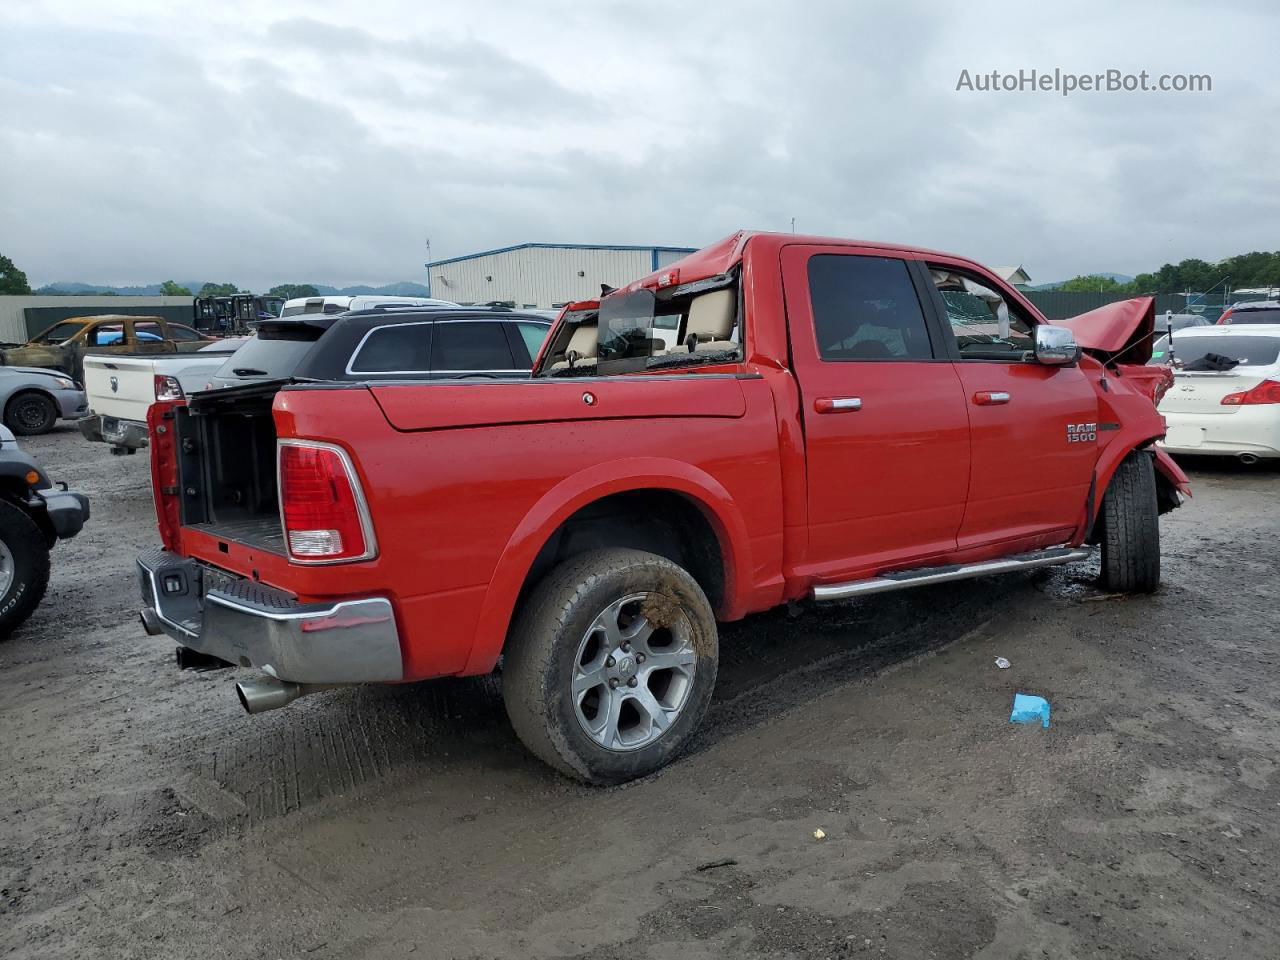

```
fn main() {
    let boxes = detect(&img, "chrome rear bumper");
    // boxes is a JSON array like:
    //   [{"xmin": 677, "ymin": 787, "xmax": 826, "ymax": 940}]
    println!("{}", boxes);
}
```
[
  {"xmin": 79, "ymin": 413, "xmax": 149, "ymax": 450},
  {"xmin": 136, "ymin": 547, "xmax": 404, "ymax": 684}
]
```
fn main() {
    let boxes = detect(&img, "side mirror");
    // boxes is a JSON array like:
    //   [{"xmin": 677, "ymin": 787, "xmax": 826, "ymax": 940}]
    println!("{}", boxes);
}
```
[{"xmin": 1034, "ymin": 325, "xmax": 1081, "ymax": 366}]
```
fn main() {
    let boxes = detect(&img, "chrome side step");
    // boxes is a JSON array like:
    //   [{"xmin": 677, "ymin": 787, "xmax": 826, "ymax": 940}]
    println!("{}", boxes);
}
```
[{"xmin": 811, "ymin": 547, "xmax": 1092, "ymax": 602}]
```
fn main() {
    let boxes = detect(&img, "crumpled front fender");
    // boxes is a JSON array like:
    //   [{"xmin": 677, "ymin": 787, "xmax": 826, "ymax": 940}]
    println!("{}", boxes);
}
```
[
  {"xmin": 1152, "ymin": 447, "xmax": 1192, "ymax": 505},
  {"xmin": 1059, "ymin": 296, "xmax": 1156, "ymax": 364}
]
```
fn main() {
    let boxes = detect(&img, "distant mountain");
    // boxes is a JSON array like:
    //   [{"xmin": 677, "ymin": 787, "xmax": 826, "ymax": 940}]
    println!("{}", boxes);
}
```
[
  {"xmin": 36, "ymin": 281, "xmax": 207, "ymax": 296},
  {"xmin": 34, "ymin": 280, "xmax": 433, "ymax": 297},
  {"xmin": 311, "ymin": 282, "xmax": 433, "ymax": 297}
]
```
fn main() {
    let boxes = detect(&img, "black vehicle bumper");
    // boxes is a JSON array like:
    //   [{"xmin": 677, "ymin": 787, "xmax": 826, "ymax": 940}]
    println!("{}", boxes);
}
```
[{"xmin": 37, "ymin": 489, "xmax": 90, "ymax": 539}]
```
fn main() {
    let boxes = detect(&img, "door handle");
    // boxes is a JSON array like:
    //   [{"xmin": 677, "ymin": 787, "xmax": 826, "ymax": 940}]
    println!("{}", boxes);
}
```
[
  {"xmin": 972, "ymin": 391, "xmax": 1011, "ymax": 406},
  {"xmin": 814, "ymin": 397, "xmax": 862, "ymax": 413}
]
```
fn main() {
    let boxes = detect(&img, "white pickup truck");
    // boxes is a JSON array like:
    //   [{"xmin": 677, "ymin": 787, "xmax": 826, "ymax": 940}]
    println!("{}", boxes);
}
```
[{"xmin": 79, "ymin": 339, "xmax": 247, "ymax": 454}]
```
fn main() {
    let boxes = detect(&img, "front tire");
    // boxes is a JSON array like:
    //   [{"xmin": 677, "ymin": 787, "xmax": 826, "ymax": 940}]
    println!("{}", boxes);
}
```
[
  {"xmin": 503, "ymin": 548, "xmax": 719, "ymax": 785},
  {"xmin": 0, "ymin": 500, "xmax": 52, "ymax": 637},
  {"xmin": 1099, "ymin": 452, "xmax": 1160, "ymax": 593},
  {"xmin": 5, "ymin": 391, "xmax": 58, "ymax": 436}
]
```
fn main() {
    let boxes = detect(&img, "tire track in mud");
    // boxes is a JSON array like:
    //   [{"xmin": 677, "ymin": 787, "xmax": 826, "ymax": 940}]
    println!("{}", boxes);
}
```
[{"xmin": 155, "ymin": 567, "xmax": 1081, "ymax": 835}]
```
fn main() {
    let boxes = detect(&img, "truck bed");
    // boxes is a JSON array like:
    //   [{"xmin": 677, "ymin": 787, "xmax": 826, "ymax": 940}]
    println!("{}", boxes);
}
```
[{"xmin": 174, "ymin": 382, "xmax": 285, "ymax": 556}]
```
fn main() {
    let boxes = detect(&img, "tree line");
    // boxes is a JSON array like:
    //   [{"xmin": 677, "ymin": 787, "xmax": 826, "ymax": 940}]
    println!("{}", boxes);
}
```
[
  {"xmin": 158, "ymin": 282, "xmax": 321, "ymax": 299},
  {"xmin": 1059, "ymin": 250, "xmax": 1280, "ymax": 296}
]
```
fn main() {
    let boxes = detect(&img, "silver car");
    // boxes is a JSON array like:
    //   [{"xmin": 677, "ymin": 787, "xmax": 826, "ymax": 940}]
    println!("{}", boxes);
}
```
[{"xmin": 0, "ymin": 366, "xmax": 88, "ymax": 436}]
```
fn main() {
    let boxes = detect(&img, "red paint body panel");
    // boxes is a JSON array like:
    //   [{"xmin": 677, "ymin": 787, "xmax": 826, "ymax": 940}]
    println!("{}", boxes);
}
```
[
  {"xmin": 147, "ymin": 401, "xmax": 181, "ymax": 551},
  {"xmin": 1058, "ymin": 296, "xmax": 1157, "ymax": 363},
  {"xmin": 950, "ymin": 360, "xmax": 1097, "ymax": 549},
  {"xmin": 1152, "ymin": 448, "xmax": 1192, "ymax": 498},
  {"xmin": 371, "ymin": 376, "xmax": 746, "ymax": 432},
  {"xmin": 778, "ymin": 244, "xmax": 971, "ymax": 581},
  {"xmin": 151, "ymin": 231, "xmax": 1186, "ymax": 683},
  {"xmin": 254, "ymin": 380, "xmax": 783, "ymax": 678}
]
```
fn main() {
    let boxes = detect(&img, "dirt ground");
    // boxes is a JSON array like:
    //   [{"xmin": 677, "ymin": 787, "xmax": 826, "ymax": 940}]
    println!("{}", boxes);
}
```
[{"xmin": 2, "ymin": 426, "xmax": 1278, "ymax": 960}]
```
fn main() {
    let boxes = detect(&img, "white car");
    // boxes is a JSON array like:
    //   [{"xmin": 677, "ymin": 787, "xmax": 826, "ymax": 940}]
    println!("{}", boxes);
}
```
[
  {"xmin": 279, "ymin": 294, "xmax": 457, "ymax": 317},
  {"xmin": 1155, "ymin": 324, "xmax": 1280, "ymax": 464}
]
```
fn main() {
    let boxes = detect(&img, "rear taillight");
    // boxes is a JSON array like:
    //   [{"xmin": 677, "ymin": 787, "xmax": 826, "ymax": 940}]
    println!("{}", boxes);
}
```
[
  {"xmin": 278, "ymin": 441, "xmax": 376, "ymax": 563},
  {"xmin": 1222, "ymin": 379, "xmax": 1280, "ymax": 406},
  {"xmin": 154, "ymin": 375, "xmax": 184, "ymax": 401}
]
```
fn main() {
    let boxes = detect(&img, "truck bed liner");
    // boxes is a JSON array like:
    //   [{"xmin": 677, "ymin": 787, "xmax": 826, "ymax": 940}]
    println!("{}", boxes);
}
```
[{"xmin": 188, "ymin": 517, "xmax": 285, "ymax": 554}]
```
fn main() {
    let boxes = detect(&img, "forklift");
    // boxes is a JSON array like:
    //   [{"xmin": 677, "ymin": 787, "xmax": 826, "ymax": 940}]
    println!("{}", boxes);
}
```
[{"xmin": 191, "ymin": 295, "xmax": 284, "ymax": 336}]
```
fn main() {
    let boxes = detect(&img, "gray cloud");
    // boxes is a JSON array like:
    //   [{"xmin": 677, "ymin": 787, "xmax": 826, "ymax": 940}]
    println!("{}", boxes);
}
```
[{"xmin": 1, "ymin": 1, "xmax": 1276, "ymax": 289}]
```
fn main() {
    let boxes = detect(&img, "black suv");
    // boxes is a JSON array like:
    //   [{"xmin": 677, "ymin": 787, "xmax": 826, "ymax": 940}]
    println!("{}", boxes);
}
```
[{"xmin": 207, "ymin": 307, "xmax": 554, "ymax": 389}]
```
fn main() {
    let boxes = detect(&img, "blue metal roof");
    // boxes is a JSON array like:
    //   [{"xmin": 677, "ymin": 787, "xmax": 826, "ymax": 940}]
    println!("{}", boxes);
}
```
[{"xmin": 425, "ymin": 242, "xmax": 697, "ymax": 269}]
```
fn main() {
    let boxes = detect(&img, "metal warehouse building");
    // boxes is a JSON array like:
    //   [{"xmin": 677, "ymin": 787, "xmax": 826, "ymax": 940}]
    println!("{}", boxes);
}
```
[{"xmin": 425, "ymin": 243, "xmax": 696, "ymax": 310}]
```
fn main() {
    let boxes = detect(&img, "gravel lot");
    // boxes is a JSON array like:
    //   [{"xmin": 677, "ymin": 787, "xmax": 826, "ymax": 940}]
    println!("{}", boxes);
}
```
[{"xmin": 2, "ymin": 425, "xmax": 1278, "ymax": 959}]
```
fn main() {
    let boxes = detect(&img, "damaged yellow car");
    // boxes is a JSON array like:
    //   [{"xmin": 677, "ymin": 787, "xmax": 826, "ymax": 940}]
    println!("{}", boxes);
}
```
[{"xmin": 0, "ymin": 315, "xmax": 213, "ymax": 378}]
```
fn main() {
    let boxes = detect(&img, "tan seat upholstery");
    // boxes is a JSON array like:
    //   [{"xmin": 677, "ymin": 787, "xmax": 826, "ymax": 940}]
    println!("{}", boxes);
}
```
[
  {"xmin": 677, "ymin": 289, "xmax": 738, "ymax": 353},
  {"xmin": 550, "ymin": 324, "xmax": 599, "ymax": 370}
]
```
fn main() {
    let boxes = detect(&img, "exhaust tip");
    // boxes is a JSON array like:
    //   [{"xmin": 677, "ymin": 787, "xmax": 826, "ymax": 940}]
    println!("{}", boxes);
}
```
[
  {"xmin": 1238, "ymin": 453, "xmax": 1260, "ymax": 466},
  {"xmin": 235, "ymin": 677, "xmax": 304, "ymax": 715}
]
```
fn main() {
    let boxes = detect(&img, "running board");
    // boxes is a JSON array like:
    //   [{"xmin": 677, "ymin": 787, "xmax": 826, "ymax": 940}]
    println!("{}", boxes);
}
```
[{"xmin": 811, "ymin": 547, "xmax": 1092, "ymax": 602}]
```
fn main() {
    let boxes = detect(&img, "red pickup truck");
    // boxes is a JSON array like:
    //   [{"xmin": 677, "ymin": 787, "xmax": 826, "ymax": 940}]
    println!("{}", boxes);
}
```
[{"xmin": 137, "ymin": 231, "xmax": 1189, "ymax": 784}]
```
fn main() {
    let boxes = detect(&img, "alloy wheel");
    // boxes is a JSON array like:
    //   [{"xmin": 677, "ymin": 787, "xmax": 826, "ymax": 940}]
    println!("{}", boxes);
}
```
[{"xmin": 570, "ymin": 592, "xmax": 697, "ymax": 752}]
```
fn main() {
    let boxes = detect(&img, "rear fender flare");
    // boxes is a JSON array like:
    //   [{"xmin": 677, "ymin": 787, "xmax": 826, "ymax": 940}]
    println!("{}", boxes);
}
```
[{"xmin": 460, "ymin": 458, "xmax": 752, "ymax": 675}]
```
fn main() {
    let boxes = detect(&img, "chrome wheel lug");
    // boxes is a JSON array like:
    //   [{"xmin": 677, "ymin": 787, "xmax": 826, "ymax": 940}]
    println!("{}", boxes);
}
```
[
  {"xmin": 636, "ymin": 653, "xmax": 646, "ymax": 664},
  {"xmin": 620, "ymin": 641, "xmax": 631, "ymax": 652},
  {"xmin": 606, "ymin": 656, "xmax": 616, "ymax": 668},
  {"xmin": 608, "ymin": 678, "xmax": 619, "ymax": 689},
  {"xmin": 626, "ymin": 677, "xmax": 638, "ymax": 688}
]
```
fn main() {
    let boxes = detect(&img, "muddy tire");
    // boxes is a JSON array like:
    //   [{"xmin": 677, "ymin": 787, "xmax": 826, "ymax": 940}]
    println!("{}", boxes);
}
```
[
  {"xmin": 503, "ymin": 548, "xmax": 718, "ymax": 785},
  {"xmin": 0, "ymin": 500, "xmax": 51, "ymax": 637},
  {"xmin": 1099, "ymin": 452, "xmax": 1160, "ymax": 593},
  {"xmin": 5, "ymin": 391, "xmax": 58, "ymax": 436}
]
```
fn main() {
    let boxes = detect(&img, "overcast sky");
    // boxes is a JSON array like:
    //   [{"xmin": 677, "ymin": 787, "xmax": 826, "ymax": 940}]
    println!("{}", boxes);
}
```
[{"xmin": 2, "ymin": 0, "xmax": 1276, "ymax": 288}]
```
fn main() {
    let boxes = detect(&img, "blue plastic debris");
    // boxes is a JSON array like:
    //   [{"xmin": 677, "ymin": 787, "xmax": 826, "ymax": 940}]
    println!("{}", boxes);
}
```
[{"xmin": 1010, "ymin": 693, "xmax": 1051, "ymax": 729}]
